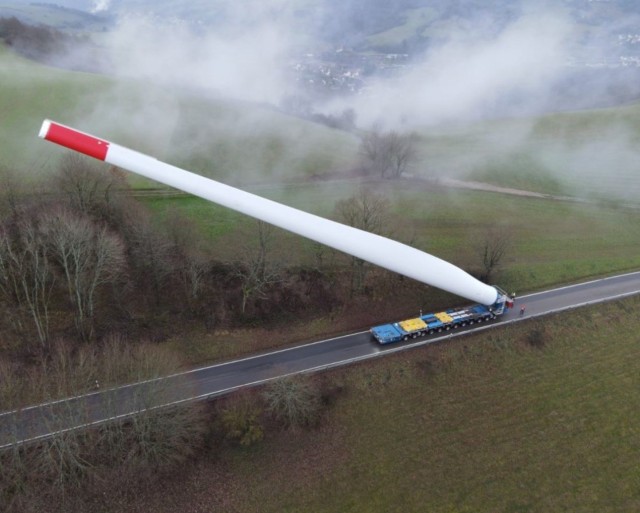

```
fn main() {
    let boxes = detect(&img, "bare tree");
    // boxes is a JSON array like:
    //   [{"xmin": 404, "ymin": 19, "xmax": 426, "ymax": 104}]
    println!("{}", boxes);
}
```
[
  {"xmin": 360, "ymin": 129, "xmax": 392, "ymax": 177},
  {"xmin": 40, "ymin": 207, "xmax": 125, "ymax": 341},
  {"xmin": 127, "ymin": 215, "xmax": 176, "ymax": 308},
  {"xmin": 386, "ymin": 131, "xmax": 417, "ymax": 179},
  {"xmin": 36, "ymin": 408, "xmax": 93, "ymax": 496},
  {"xmin": 476, "ymin": 226, "xmax": 513, "ymax": 283},
  {"xmin": 0, "ymin": 214, "xmax": 55, "ymax": 350},
  {"xmin": 116, "ymin": 399, "xmax": 206, "ymax": 471},
  {"xmin": 263, "ymin": 374, "xmax": 322, "ymax": 429},
  {"xmin": 236, "ymin": 220, "xmax": 282, "ymax": 314},
  {"xmin": 52, "ymin": 154, "xmax": 125, "ymax": 216},
  {"xmin": 0, "ymin": 434, "xmax": 33, "ymax": 513},
  {"xmin": 180, "ymin": 257, "xmax": 208, "ymax": 303},
  {"xmin": 163, "ymin": 208, "xmax": 210, "ymax": 311},
  {"xmin": 334, "ymin": 188, "xmax": 390, "ymax": 295},
  {"xmin": 360, "ymin": 129, "xmax": 417, "ymax": 179}
]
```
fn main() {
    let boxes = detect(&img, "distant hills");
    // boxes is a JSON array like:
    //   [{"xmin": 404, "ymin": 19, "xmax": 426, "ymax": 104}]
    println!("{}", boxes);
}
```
[
  {"xmin": 2, "ymin": 0, "xmax": 640, "ymax": 53},
  {"xmin": 2, "ymin": 1, "xmax": 640, "ymax": 84},
  {"xmin": 0, "ymin": 0, "xmax": 640, "ymax": 131},
  {"xmin": 0, "ymin": 2, "xmax": 111, "ymax": 32}
]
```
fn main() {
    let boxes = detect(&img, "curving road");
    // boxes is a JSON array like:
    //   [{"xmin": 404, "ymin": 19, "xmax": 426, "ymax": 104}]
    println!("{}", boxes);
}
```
[{"xmin": 2, "ymin": 271, "xmax": 640, "ymax": 449}]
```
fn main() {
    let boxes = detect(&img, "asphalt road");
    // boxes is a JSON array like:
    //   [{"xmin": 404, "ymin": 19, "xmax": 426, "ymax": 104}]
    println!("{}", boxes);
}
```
[{"xmin": 2, "ymin": 271, "xmax": 640, "ymax": 449}]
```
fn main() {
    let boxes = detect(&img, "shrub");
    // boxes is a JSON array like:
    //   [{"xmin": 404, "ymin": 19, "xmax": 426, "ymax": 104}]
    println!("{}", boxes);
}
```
[
  {"xmin": 219, "ymin": 391, "xmax": 264, "ymax": 447},
  {"xmin": 263, "ymin": 375, "xmax": 322, "ymax": 429}
]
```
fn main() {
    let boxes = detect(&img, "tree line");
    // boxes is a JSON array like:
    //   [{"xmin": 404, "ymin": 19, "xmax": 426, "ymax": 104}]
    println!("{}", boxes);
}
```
[
  {"xmin": 0, "ymin": 16, "xmax": 82, "ymax": 62},
  {"xmin": 0, "ymin": 155, "xmax": 413, "ymax": 359},
  {"xmin": 1, "ymin": 146, "xmax": 511, "ymax": 358},
  {"xmin": 0, "ymin": 339, "xmax": 337, "ymax": 513},
  {"xmin": 0, "ymin": 146, "xmax": 512, "ymax": 512}
]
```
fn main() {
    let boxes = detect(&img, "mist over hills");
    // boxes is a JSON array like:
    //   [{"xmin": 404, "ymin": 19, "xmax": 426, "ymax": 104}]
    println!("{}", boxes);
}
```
[
  {"xmin": 3, "ymin": 0, "xmax": 640, "ymax": 127},
  {"xmin": 4, "ymin": 0, "xmax": 640, "ymax": 51},
  {"xmin": 2, "ymin": 1, "xmax": 640, "ymax": 202}
]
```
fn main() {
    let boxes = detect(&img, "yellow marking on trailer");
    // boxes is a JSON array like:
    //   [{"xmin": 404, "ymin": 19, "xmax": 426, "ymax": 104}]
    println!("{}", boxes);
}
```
[
  {"xmin": 435, "ymin": 312, "xmax": 453, "ymax": 323},
  {"xmin": 399, "ymin": 318, "xmax": 427, "ymax": 332}
]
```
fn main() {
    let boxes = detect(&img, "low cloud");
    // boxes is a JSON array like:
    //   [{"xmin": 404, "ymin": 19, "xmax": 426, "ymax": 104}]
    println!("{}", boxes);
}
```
[
  {"xmin": 102, "ymin": 15, "xmax": 293, "ymax": 105},
  {"xmin": 324, "ymin": 9, "xmax": 576, "ymax": 129},
  {"xmin": 59, "ymin": 2, "xmax": 640, "ymax": 199},
  {"xmin": 91, "ymin": 0, "xmax": 111, "ymax": 14}
]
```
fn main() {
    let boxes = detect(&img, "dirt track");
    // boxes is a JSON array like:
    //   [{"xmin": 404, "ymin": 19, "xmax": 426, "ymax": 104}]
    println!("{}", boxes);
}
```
[{"xmin": 438, "ymin": 177, "xmax": 582, "ymax": 202}]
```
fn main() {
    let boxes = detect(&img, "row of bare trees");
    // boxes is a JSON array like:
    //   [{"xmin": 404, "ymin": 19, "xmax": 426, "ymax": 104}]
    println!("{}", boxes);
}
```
[
  {"xmin": 1, "ymin": 158, "xmax": 139, "ymax": 349},
  {"xmin": 0, "ymin": 156, "xmax": 250, "ymax": 350},
  {"xmin": 0, "ymin": 337, "xmax": 207, "ymax": 513},
  {"xmin": 1, "ymin": 156, "xmax": 370, "ymax": 353},
  {"xmin": 0, "ymin": 160, "xmax": 511, "ymax": 375},
  {"xmin": 1, "ymin": 374, "xmax": 334, "ymax": 513},
  {"xmin": 1, "ymin": 152, "xmax": 513, "ymax": 355},
  {"xmin": 0, "ymin": 204, "xmax": 125, "ymax": 347},
  {"xmin": 0, "ymin": 342, "xmax": 333, "ymax": 513}
]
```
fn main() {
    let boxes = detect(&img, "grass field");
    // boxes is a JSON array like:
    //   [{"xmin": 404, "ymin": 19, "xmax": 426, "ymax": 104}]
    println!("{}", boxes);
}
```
[
  {"xmin": 124, "ymin": 296, "xmax": 640, "ymax": 513},
  {"xmin": 142, "ymin": 178, "xmax": 640, "ymax": 366},
  {"xmin": 143, "ymin": 178, "xmax": 640, "ymax": 295},
  {"xmin": 239, "ymin": 298, "xmax": 640, "ymax": 513}
]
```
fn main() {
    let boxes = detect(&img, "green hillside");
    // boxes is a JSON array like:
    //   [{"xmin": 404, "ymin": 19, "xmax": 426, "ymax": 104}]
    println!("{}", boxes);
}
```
[
  {"xmin": 0, "ymin": 44, "xmax": 360, "ymax": 186},
  {"xmin": 413, "ymin": 103, "xmax": 640, "ymax": 201},
  {"xmin": 365, "ymin": 6, "xmax": 439, "ymax": 50},
  {"xmin": 3, "ymin": 40, "xmax": 640, "ymax": 202},
  {"xmin": 0, "ymin": 2, "xmax": 109, "ymax": 32}
]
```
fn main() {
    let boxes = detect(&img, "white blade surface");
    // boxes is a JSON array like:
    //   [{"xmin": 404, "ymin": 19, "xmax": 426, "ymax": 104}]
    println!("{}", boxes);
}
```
[{"xmin": 39, "ymin": 119, "xmax": 498, "ymax": 305}]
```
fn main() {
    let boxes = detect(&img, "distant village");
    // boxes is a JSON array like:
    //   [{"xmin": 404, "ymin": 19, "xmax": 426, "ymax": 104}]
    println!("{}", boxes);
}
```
[
  {"xmin": 289, "ymin": 32, "xmax": 640, "ymax": 104},
  {"xmin": 618, "ymin": 33, "xmax": 640, "ymax": 67},
  {"xmin": 287, "ymin": 47, "xmax": 410, "ymax": 98}
]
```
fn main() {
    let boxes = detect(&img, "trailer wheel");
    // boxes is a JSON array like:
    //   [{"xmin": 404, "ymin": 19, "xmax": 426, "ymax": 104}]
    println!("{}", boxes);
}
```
[{"xmin": 403, "ymin": 335, "xmax": 409, "ymax": 341}]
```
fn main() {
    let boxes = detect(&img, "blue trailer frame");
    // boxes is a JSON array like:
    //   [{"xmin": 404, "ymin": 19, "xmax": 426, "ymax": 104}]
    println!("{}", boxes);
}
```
[{"xmin": 370, "ymin": 287, "xmax": 512, "ymax": 345}]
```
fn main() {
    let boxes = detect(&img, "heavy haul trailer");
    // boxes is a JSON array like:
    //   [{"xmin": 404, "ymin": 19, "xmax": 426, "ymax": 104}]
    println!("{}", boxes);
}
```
[{"xmin": 371, "ymin": 286, "xmax": 513, "ymax": 345}]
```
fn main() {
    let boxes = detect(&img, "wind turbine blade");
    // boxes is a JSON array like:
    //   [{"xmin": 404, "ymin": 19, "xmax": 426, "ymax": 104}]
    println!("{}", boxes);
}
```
[{"xmin": 39, "ymin": 119, "xmax": 498, "ymax": 305}]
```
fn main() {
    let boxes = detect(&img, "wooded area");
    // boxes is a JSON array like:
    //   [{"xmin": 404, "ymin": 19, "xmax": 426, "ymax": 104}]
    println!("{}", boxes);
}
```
[{"xmin": 0, "ymin": 144, "xmax": 499, "ymax": 512}]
